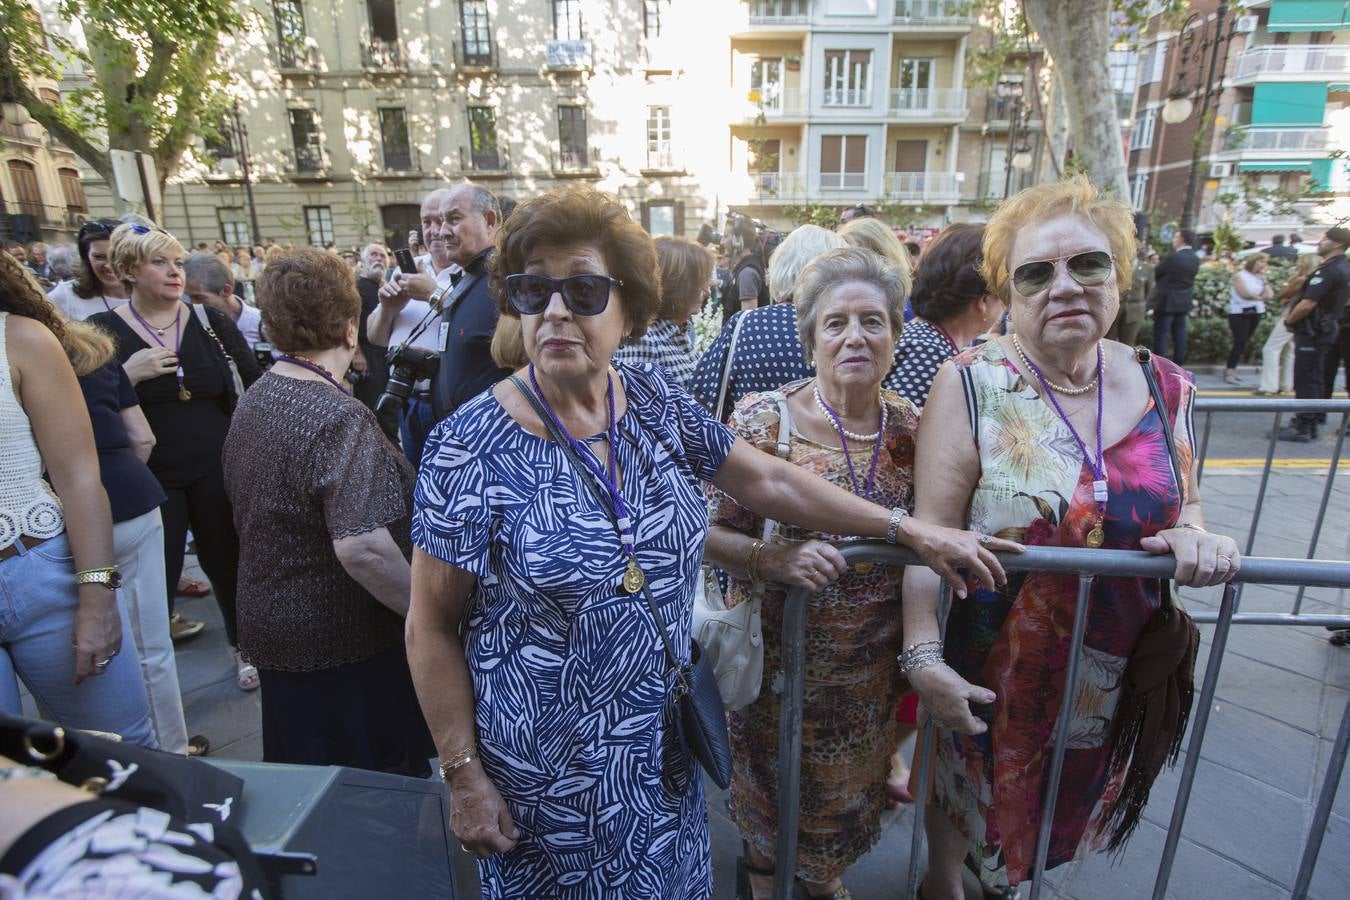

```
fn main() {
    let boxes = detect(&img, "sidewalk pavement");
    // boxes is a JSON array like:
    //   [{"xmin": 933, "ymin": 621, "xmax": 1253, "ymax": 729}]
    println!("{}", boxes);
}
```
[{"xmin": 56, "ymin": 367, "xmax": 1348, "ymax": 898}]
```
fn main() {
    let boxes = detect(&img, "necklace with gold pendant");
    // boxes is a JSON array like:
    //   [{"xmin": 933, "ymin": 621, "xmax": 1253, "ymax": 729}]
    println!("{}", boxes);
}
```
[{"xmin": 623, "ymin": 556, "xmax": 646, "ymax": 593}]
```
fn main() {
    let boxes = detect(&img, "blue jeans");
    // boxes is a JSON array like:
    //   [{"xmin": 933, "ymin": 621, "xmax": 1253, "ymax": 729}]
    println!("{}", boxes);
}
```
[
  {"xmin": 399, "ymin": 396, "xmax": 435, "ymax": 469},
  {"xmin": 0, "ymin": 533, "xmax": 157, "ymax": 748}
]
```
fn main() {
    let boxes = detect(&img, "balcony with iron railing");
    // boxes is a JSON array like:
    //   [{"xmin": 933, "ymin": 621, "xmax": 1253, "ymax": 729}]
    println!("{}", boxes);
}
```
[
  {"xmin": 822, "ymin": 87, "xmax": 871, "ymax": 107},
  {"xmin": 377, "ymin": 143, "xmax": 420, "ymax": 176},
  {"xmin": 361, "ymin": 37, "xmax": 403, "ymax": 70},
  {"xmin": 643, "ymin": 149, "xmax": 680, "ymax": 172},
  {"xmin": 744, "ymin": 172, "xmax": 806, "ymax": 203},
  {"xmin": 892, "ymin": 0, "xmax": 975, "ymax": 28},
  {"xmin": 883, "ymin": 171, "xmax": 960, "ymax": 203},
  {"xmin": 275, "ymin": 40, "xmax": 315, "ymax": 71},
  {"xmin": 1219, "ymin": 126, "xmax": 1332, "ymax": 158},
  {"xmin": 0, "ymin": 120, "xmax": 48, "ymax": 146},
  {"xmin": 747, "ymin": 0, "xmax": 811, "ymax": 26},
  {"xmin": 888, "ymin": 87, "xmax": 968, "ymax": 119},
  {"xmin": 742, "ymin": 87, "xmax": 808, "ymax": 120},
  {"xmin": 459, "ymin": 145, "xmax": 509, "ymax": 175},
  {"xmin": 285, "ymin": 144, "xmax": 330, "ymax": 177},
  {"xmin": 1233, "ymin": 45, "xmax": 1350, "ymax": 83},
  {"xmin": 819, "ymin": 171, "xmax": 868, "ymax": 191},
  {"xmin": 454, "ymin": 37, "xmax": 497, "ymax": 72},
  {"xmin": 551, "ymin": 146, "xmax": 600, "ymax": 175}
]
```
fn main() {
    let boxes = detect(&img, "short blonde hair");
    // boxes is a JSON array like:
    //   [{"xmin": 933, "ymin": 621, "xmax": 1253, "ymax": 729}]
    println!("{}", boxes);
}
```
[
  {"xmin": 768, "ymin": 225, "xmax": 847, "ymax": 302},
  {"xmin": 108, "ymin": 223, "xmax": 183, "ymax": 290},
  {"xmin": 839, "ymin": 217, "xmax": 913, "ymax": 299},
  {"xmin": 794, "ymin": 247, "xmax": 906, "ymax": 365},
  {"xmin": 1242, "ymin": 252, "xmax": 1269, "ymax": 272},
  {"xmin": 981, "ymin": 174, "xmax": 1135, "ymax": 305}
]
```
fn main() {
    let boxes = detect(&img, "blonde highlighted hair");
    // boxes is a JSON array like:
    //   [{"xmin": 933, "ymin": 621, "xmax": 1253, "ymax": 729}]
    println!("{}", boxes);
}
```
[
  {"xmin": 981, "ymin": 174, "xmax": 1136, "ymax": 305},
  {"xmin": 839, "ymin": 217, "xmax": 913, "ymax": 299},
  {"xmin": 0, "ymin": 251, "xmax": 113, "ymax": 375},
  {"xmin": 108, "ymin": 223, "xmax": 184, "ymax": 290}
]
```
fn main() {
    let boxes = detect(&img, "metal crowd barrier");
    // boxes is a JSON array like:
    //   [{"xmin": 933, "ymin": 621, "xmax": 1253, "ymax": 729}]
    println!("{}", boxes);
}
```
[
  {"xmin": 770, "ymin": 544, "xmax": 1350, "ymax": 900},
  {"xmin": 1191, "ymin": 398, "xmax": 1349, "ymax": 614}
]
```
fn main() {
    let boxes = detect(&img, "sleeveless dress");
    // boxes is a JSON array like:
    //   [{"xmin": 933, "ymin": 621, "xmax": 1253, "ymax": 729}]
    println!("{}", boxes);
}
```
[
  {"xmin": 937, "ymin": 340, "xmax": 1195, "ymax": 888},
  {"xmin": 706, "ymin": 380, "xmax": 918, "ymax": 883},
  {"xmin": 412, "ymin": 363, "xmax": 734, "ymax": 900},
  {"xmin": 0, "ymin": 312, "xmax": 65, "ymax": 549}
]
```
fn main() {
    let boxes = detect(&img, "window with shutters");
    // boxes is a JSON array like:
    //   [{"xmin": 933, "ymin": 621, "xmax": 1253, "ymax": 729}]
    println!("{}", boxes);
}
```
[
  {"xmin": 468, "ymin": 107, "xmax": 500, "ymax": 170},
  {"xmin": 646, "ymin": 106, "xmax": 673, "ymax": 169},
  {"xmin": 823, "ymin": 50, "xmax": 871, "ymax": 106},
  {"xmin": 893, "ymin": 139, "xmax": 927, "ymax": 173},
  {"xmin": 273, "ymin": 0, "xmax": 308, "ymax": 68},
  {"xmin": 59, "ymin": 168, "xmax": 87, "ymax": 212},
  {"xmin": 553, "ymin": 0, "xmax": 583, "ymax": 40},
  {"xmin": 218, "ymin": 207, "xmax": 250, "ymax": 246},
  {"xmin": 304, "ymin": 206, "xmax": 334, "ymax": 246},
  {"xmin": 461, "ymin": 0, "xmax": 492, "ymax": 65},
  {"xmin": 6, "ymin": 160, "xmax": 42, "ymax": 216},
  {"xmin": 557, "ymin": 106, "xmax": 588, "ymax": 168},
  {"xmin": 379, "ymin": 107, "xmax": 413, "ymax": 170},
  {"xmin": 820, "ymin": 135, "xmax": 866, "ymax": 190},
  {"xmin": 289, "ymin": 109, "xmax": 323, "ymax": 171}
]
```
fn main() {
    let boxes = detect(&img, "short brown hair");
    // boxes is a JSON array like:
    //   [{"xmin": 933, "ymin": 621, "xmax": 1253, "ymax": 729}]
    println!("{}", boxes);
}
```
[
  {"xmin": 911, "ymin": 224, "xmax": 989, "ymax": 323},
  {"xmin": 257, "ymin": 249, "xmax": 360, "ymax": 352},
  {"xmin": 653, "ymin": 236, "xmax": 714, "ymax": 321},
  {"xmin": 1242, "ymin": 252, "xmax": 1269, "ymax": 272},
  {"xmin": 981, "ymin": 174, "xmax": 1135, "ymax": 306},
  {"xmin": 490, "ymin": 187, "xmax": 661, "ymax": 340}
]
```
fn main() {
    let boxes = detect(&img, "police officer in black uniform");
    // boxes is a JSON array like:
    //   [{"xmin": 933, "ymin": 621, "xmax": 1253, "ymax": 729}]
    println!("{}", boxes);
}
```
[{"xmin": 1279, "ymin": 226, "xmax": 1350, "ymax": 442}]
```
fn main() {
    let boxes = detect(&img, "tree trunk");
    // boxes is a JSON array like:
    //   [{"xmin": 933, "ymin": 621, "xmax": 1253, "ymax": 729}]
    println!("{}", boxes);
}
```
[{"xmin": 1022, "ymin": 0, "xmax": 1129, "ymax": 198}]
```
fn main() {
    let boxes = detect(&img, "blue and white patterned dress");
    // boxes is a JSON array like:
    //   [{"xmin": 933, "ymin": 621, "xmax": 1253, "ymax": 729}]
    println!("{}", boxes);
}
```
[{"xmin": 412, "ymin": 363, "xmax": 735, "ymax": 900}]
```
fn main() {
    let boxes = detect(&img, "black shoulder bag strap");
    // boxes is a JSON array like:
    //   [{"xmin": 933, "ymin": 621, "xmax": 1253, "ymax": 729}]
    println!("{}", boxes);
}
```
[{"xmin": 1136, "ymin": 347, "xmax": 1183, "ymax": 614}]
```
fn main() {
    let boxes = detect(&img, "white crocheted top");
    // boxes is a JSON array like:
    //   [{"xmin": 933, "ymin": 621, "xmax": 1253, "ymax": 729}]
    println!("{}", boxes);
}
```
[{"xmin": 0, "ymin": 312, "xmax": 64, "ymax": 549}]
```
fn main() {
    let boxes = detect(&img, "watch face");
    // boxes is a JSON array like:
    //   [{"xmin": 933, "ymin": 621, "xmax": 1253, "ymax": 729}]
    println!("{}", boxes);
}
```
[{"xmin": 107, "ymin": 572, "xmax": 123, "ymax": 590}]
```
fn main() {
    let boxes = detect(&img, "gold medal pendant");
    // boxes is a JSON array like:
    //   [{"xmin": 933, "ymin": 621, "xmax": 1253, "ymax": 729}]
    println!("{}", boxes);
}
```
[
  {"xmin": 177, "ymin": 386, "xmax": 192, "ymax": 402},
  {"xmin": 1086, "ymin": 523, "xmax": 1105, "ymax": 548},
  {"xmin": 855, "ymin": 562, "xmax": 874, "ymax": 575},
  {"xmin": 623, "ymin": 557, "xmax": 645, "ymax": 594}
]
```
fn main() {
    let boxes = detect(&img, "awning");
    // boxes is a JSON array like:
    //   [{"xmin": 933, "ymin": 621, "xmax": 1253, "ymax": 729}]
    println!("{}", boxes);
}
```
[{"xmin": 1237, "ymin": 160, "xmax": 1314, "ymax": 172}]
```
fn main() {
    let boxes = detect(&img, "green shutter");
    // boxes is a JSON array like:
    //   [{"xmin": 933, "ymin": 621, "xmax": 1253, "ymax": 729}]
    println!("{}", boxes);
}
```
[
  {"xmin": 1251, "ymin": 83, "xmax": 1327, "ymax": 125},
  {"xmin": 1267, "ymin": 0, "xmax": 1350, "ymax": 32},
  {"xmin": 1310, "ymin": 158, "xmax": 1334, "ymax": 189}
]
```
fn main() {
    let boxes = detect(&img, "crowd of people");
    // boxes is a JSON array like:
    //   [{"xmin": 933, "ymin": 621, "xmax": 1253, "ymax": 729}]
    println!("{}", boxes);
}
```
[{"xmin": 12, "ymin": 170, "xmax": 1350, "ymax": 899}]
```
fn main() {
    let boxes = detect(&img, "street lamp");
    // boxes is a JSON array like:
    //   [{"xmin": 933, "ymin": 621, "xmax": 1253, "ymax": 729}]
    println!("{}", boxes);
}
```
[
  {"xmin": 1011, "ymin": 146, "xmax": 1033, "ymax": 171},
  {"xmin": 997, "ymin": 76, "xmax": 1027, "ymax": 199},
  {"xmin": 217, "ymin": 100, "xmax": 261, "ymax": 245},
  {"xmin": 1163, "ymin": 2, "xmax": 1234, "ymax": 233}
]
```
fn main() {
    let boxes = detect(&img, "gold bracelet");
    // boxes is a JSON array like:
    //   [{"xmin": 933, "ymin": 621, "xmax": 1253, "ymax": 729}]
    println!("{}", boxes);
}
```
[
  {"xmin": 438, "ymin": 746, "xmax": 476, "ymax": 782},
  {"xmin": 746, "ymin": 539, "xmax": 767, "ymax": 582}
]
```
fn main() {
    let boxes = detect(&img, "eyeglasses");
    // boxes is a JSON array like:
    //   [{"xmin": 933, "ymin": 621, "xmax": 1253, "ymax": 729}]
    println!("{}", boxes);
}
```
[
  {"xmin": 1011, "ymin": 250, "xmax": 1114, "ymax": 296},
  {"xmin": 505, "ymin": 273, "xmax": 623, "ymax": 316}
]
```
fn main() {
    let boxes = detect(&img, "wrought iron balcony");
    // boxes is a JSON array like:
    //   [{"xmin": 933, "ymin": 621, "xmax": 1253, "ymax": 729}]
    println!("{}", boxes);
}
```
[
  {"xmin": 379, "ymin": 144, "xmax": 419, "ymax": 174},
  {"xmin": 822, "ymin": 87, "xmax": 871, "ymax": 107},
  {"xmin": 888, "ymin": 87, "xmax": 968, "ymax": 118},
  {"xmin": 883, "ymin": 171, "xmax": 960, "ymax": 203},
  {"xmin": 551, "ymin": 147, "xmax": 600, "ymax": 174},
  {"xmin": 459, "ymin": 145, "xmax": 509, "ymax": 174},
  {"xmin": 455, "ymin": 37, "xmax": 497, "ymax": 72},
  {"xmin": 745, "ymin": 172, "xmax": 806, "ymax": 202},
  {"xmin": 819, "ymin": 172, "xmax": 867, "ymax": 191},
  {"xmin": 361, "ymin": 37, "xmax": 403, "ymax": 70},
  {"xmin": 286, "ymin": 144, "xmax": 330, "ymax": 176}
]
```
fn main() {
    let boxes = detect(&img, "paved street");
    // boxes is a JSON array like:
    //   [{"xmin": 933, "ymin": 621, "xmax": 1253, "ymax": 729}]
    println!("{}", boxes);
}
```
[{"xmin": 29, "ymin": 366, "xmax": 1346, "ymax": 898}]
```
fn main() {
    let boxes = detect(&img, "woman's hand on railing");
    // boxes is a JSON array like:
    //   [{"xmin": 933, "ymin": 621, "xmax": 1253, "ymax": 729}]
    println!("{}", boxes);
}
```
[
  {"xmin": 903, "ymin": 521, "xmax": 1023, "ymax": 599},
  {"xmin": 446, "ymin": 761, "xmax": 520, "ymax": 858},
  {"xmin": 909, "ymin": 664, "xmax": 995, "ymax": 736},
  {"xmin": 763, "ymin": 539, "xmax": 848, "ymax": 592},
  {"xmin": 1140, "ymin": 527, "xmax": 1242, "ymax": 588}
]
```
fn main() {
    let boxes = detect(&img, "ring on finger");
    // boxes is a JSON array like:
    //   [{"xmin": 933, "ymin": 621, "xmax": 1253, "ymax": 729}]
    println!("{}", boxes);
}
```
[{"xmin": 979, "ymin": 533, "xmax": 993, "ymax": 546}]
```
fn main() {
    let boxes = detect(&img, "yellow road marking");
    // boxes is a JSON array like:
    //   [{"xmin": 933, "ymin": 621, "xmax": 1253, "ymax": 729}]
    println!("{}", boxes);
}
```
[{"xmin": 1204, "ymin": 458, "xmax": 1345, "ymax": 469}]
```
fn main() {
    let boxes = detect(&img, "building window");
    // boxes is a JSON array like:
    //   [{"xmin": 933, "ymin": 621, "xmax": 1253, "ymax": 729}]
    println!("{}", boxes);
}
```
[
  {"xmin": 273, "ymin": 0, "xmax": 307, "ymax": 68},
  {"xmin": 379, "ymin": 107, "xmax": 413, "ymax": 170},
  {"xmin": 820, "ymin": 135, "xmax": 866, "ymax": 190},
  {"xmin": 203, "ymin": 116, "xmax": 236, "ymax": 161},
  {"xmin": 557, "ymin": 105, "xmax": 588, "ymax": 168},
  {"xmin": 641, "ymin": 199, "xmax": 683, "ymax": 237},
  {"xmin": 553, "ymin": 0, "xmax": 583, "ymax": 40},
  {"xmin": 218, "ymin": 207, "xmax": 250, "ymax": 246},
  {"xmin": 751, "ymin": 138, "xmax": 781, "ymax": 174},
  {"xmin": 5, "ymin": 160, "xmax": 42, "ymax": 217},
  {"xmin": 823, "ymin": 50, "xmax": 871, "ymax": 106},
  {"xmin": 468, "ymin": 106, "xmax": 500, "ymax": 170},
  {"xmin": 365, "ymin": 0, "xmax": 400, "ymax": 66},
  {"xmin": 304, "ymin": 205, "xmax": 334, "ymax": 246},
  {"xmin": 1138, "ymin": 37, "xmax": 1167, "ymax": 85},
  {"xmin": 289, "ymin": 109, "xmax": 323, "ymax": 171},
  {"xmin": 750, "ymin": 58, "xmax": 783, "ymax": 111},
  {"xmin": 1130, "ymin": 173, "xmax": 1149, "ymax": 210},
  {"xmin": 644, "ymin": 0, "xmax": 669, "ymax": 38},
  {"xmin": 894, "ymin": 57, "xmax": 934, "ymax": 111},
  {"xmin": 461, "ymin": 0, "xmax": 492, "ymax": 65},
  {"xmin": 646, "ymin": 105, "xmax": 673, "ymax": 169},
  {"xmin": 58, "ymin": 168, "xmax": 87, "ymax": 212},
  {"xmin": 1129, "ymin": 108, "xmax": 1157, "ymax": 151}
]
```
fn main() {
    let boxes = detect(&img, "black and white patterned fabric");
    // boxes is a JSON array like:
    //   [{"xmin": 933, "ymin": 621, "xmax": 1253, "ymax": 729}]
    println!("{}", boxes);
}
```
[
  {"xmin": 612, "ymin": 319, "xmax": 698, "ymax": 390},
  {"xmin": 883, "ymin": 318, "xmax": 958, "ymax": 409},
  {"xmin": 411, "ymin": 363, "xmax": 735, "ymax": 899},
  {"xmin": 689, "ymin": 305, "xmax": 812, "ymax": 420}
]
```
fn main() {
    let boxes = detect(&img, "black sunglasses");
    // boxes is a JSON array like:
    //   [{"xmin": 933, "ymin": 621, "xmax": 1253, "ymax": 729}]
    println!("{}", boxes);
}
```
[
  {"xmin": 1012, "ymin": 251, "xmax": 1114, "ymax": 296},
  {"xmin": 78, "ymin": 220, "xmax": 117, "ymax": 240},
  {"xmin": 128, "ymin": 224, "xmax": 170, "ymax": 236},
  {"xmin": 506, "ymin": 273, "xmax": 623, "ymax": 316}
]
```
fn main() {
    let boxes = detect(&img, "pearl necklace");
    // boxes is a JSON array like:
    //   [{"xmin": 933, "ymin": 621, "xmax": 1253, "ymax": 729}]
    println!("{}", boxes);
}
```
[
  {"xmin": 1012, "ymin": 335, "xmax": 1101, "ymax": 396},
  {"xmin": 813, "ymin": 384, "xmax": 886, "ymax": 441}
]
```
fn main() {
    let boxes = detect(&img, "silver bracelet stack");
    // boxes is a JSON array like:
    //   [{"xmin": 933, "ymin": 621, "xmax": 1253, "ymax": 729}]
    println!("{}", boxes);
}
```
[
  {"xmin": 886, "ymin": 506, "xmax": 908, "ymax": 544},
  {"xmin": 897, "ymin": 639, "xmax": 945, "ymax": 675}
]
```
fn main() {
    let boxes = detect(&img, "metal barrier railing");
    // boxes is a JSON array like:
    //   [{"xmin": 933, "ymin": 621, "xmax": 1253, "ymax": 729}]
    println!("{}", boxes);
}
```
[
  {"xmin": 1191, "ymin": 399, "xmax": 1349, "ymax": 615},
  {"xmin": 769, "ymin": 544, "xmax": 1350, "ymax": 900}
]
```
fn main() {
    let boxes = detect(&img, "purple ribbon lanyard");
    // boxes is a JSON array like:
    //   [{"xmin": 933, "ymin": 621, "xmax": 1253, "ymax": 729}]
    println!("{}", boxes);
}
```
[
  {"xmin": 815, "ymin": 390, "xmax": 884, "ymax": 501},
  {"xmin": 129, "ymin": 301, "xmax": 188, "ymax": 398},
  {"xmin": 528, "ymin": 365, "xmax": 641, "ymax": 587},
  {"xmin": 277, "ymin": 354, "xmax": 352, "ymax": 395},
  {"xmin": 1022, "ymin": 344, "xmax": 1108, "ymax": 505}
]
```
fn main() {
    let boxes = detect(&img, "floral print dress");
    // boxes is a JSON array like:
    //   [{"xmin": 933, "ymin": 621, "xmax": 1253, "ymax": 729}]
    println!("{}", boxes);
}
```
[
  {"xmin": 706, "ymin": 380, "xmax": 919, "ymax": 883},
  {"xmin": 938, "ymin": 340, "xmax": 1195, "ymax": 888}
]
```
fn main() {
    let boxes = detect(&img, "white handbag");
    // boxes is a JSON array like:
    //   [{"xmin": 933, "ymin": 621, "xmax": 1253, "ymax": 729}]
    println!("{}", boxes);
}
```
[{"xmin": 693, "ymin": 388, "xmax": 792, "ymax": 711}]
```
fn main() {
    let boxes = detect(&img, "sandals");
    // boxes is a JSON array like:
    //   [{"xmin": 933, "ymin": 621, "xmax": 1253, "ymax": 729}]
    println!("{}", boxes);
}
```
[
  {"xmin": 176, "ymin": 578, "xmax": 211, "ymax": 598},
  {"xmin": 233, "ymin": 650, "xmax": 260, "ymax": 692},
  {"xmin": 736, "ymin": 841, "xmax": 852, "ymax": 900},
  {"xmin": 885, "ymin": 779, "xmax": 914, "ymax": 806}
]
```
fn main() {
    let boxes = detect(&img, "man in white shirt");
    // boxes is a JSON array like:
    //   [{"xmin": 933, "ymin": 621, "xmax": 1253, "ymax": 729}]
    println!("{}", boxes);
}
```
[{"xmin": 184, "ymin": 252, "xmax": 264, "ymax": 350}]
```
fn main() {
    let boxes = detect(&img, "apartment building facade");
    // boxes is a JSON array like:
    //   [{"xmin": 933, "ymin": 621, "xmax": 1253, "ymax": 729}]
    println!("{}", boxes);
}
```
[
  {"xmin": 1127, "ymin": 0, "xmax": 1349, "ymax": 242},
  {"xmin": 0, "ymin": 78, "xmax": 89, "ymax": 245}
]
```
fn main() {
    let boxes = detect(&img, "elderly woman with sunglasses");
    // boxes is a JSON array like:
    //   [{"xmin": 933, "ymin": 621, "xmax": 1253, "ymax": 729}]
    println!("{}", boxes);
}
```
[
  {"xmin": 407, "ymin": 187, "xmax": 1010, "ymax": 900},
  {"xmin": 904, "ymin": 176, "xmax": 1241, "ymax": 900}
]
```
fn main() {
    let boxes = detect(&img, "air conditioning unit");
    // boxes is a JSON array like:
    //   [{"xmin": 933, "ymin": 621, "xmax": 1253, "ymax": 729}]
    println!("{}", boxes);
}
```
[
  {"xmin": 1209, "ymin": 162, "xmax": 1234, "ymax": 178},
  {"xmin": 1233, "ymin": 15, "xmax": 1258, "ymax": 34}
]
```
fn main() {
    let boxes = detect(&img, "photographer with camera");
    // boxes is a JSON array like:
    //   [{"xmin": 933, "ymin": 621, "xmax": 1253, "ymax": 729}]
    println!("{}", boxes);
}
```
[
  {"xmin": 354, "ymin": 243, "xmax": 399, "ymax": 439},
  {"xmin": 724, "ymin": 213, "xmax": 771, "ymax": 326}
]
